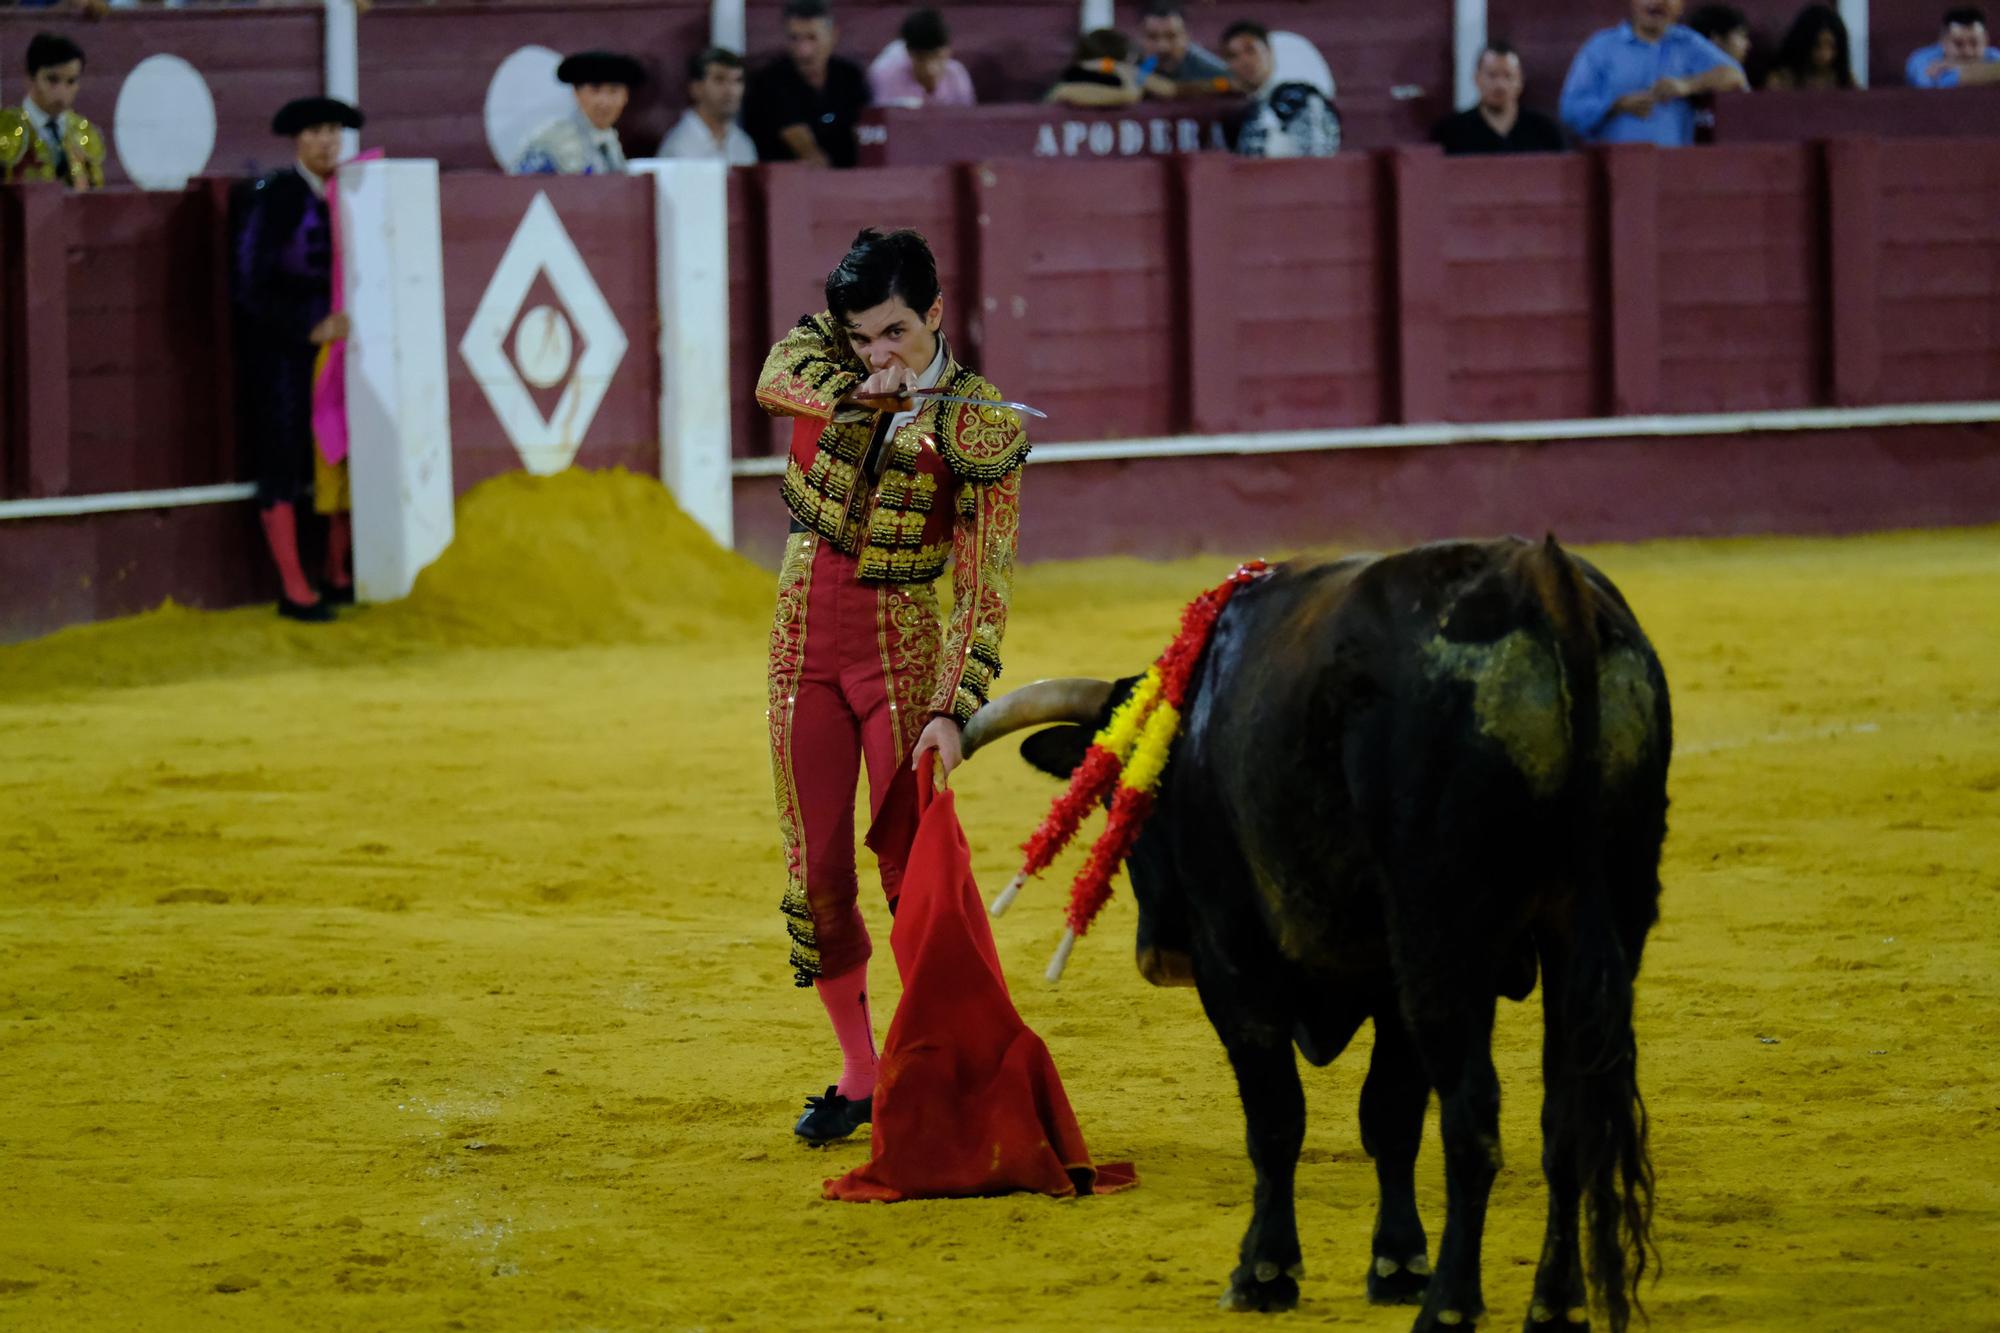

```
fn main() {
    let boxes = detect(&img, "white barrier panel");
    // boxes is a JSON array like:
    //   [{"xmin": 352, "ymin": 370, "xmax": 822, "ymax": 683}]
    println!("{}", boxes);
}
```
[
  {"xmin": 635, "ymin": 159, "xmax": 735, "ymax": 550},
  {"xmin": 340, "ymin": 158, "xmax": 456, "ymax": 602}
]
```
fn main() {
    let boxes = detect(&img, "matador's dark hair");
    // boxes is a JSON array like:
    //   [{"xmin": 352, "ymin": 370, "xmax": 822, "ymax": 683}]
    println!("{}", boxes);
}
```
[
  {"xmin": 825, "ymin": 228, "xmax": 940, "ymax": 320},
  {"xmin": 26, "ymin": 32, "xmax": 85, "ymax": 76}
]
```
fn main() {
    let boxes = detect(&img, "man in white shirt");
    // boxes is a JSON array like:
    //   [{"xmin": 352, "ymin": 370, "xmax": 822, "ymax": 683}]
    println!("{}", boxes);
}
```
[
  {"xmin": 657, "ymin": 47, "xmax": 758, "ymax": 165},
  {"xmin": 514, "ymin": 50, "xmax": 645, "ymax": 176}
]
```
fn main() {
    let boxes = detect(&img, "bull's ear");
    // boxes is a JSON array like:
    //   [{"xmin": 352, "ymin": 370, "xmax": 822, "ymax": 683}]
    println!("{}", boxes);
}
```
[{"xmin": 1019, "ymin": 725, "xmax": 1095, "ymax": 781}]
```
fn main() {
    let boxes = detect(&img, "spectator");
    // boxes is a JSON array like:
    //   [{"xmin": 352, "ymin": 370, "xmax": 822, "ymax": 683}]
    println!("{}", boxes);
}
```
[
  {"xmin": 235, "ymin": 96, "xmax": 366, "ymax": 623},
  {"xmin": 1764, "ymin": 4, "xmax": 1857, "ymax": 89},
  {"xmin": 1558, "ymin": 0, "xmax": 1748, "ymax": 146},
  {"xmin": 1138, "ymin": 0, "xmax": 1233, "ymax": 99},
  {"xmin": 514, "ymin": 50, "xmax": 645, "ymax": 176},
  {"xmin": 1222, "ymin": 20, "xmax": 1341, "ymax": 157},
  {"xmin": 868, "ymin": 9, "xmax": 976, "ymax": 108},
  {"xmin": 743, "ymin": 0, "xmax": 871, "ymax": 168},
  {"xmin": 658, "ymin": 47, "xmax": 758, "ymax": 164},
  {"xmin": 1046, "ymin": 29, "xmax": 1144, "ymax": 108},
  {"xmin": 1, "ymin": 32, "xmax": 104, "ymax": 189},
  {"xmin": 1906, "ymin": 6, "xmax": 2000, "ymax": 86},
  {"xmin": 1433, "ymin": 42, "xmax": 1566, "ymax": 154},
  {"xmin": 1687, "ymin": 5, "xmax": 1753, "ymax": 66}
]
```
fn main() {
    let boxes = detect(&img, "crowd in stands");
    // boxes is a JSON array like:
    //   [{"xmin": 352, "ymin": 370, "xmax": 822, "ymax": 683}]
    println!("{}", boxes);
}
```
[{"xmin": 5, "ymin": 0, "xmax": 1999, "ymax": 183}]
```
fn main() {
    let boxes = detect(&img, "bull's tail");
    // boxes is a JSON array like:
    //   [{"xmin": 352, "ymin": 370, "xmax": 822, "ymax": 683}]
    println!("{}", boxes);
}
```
[{"xmin": 1532, "ymin": 535, "xmax": 1657, "ymax": 1333}]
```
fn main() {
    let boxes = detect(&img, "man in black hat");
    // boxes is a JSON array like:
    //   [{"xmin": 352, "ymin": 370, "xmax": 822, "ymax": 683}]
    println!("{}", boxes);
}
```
[
  {"xmin": 515, "ymin": 50, "xmax": 645, "ymax": 175},
  {"xmin": 0, "ymin": 33, "xmax": 106, "ymax": 189},
  {"xmin": 233, "ymin": 95, "xmax": 365, "ymax": 623}
]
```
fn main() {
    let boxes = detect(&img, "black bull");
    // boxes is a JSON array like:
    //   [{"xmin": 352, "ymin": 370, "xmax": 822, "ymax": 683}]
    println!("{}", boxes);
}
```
[{"xmin": 964, "ymin": 537, "xmax": 1670, "ymax": 1333}]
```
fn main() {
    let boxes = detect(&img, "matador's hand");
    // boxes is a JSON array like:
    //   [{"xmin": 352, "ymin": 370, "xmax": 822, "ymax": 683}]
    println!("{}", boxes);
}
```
[
  {"xmin": 913, "ymin": 716, "xmax": 964, "ymax": 781},
  {"xmin": 855, "ymin": 363, "xmax": 915, "ymax": 405}
]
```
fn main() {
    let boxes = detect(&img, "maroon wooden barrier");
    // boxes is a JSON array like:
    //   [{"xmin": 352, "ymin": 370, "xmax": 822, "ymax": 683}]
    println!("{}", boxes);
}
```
[
  {"xmin": 1439, "ymin": 152, "xmax": 1601, "ymax": 422},
  {"xmin": 1655, "ymin": 144, "xmax": 1825, "ymax": 413},
  {"xmin": 1713, "ymin": 86, "xmax": 2000, "ymax": 140},
  {"xmin": 0, "ymin": 11, "xmax": 322, "ymax": 186},
  {"xmin": 727, "ymin": 171, "xmax": 768, "ymax": 462},
  {"xmin": 718, "ymin": 137, "xmax": 2000, "ymax": 457},
  {"xmin": 0, "ymin": 180, "xmax": 236, "ymax": 502},
  {"xmin": 437, "ymin": 175, "xmax": 660, "ymax": 492},
  {"xmin": 1873, "ymin": 139, "xmax": 2000, "ymax": 404},
  {"xmin": 1184, "ymin": 153, "xmax": 1389, "ymax": 432},
  {"xmin": 732, "ymin": 423, "xmax": 2000, "ymax": 569}
]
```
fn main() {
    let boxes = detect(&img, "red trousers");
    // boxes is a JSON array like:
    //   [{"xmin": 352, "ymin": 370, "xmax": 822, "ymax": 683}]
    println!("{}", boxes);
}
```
[{"xmin": 768, "ymin": 533, "xmax": 942, "ymax": 987}]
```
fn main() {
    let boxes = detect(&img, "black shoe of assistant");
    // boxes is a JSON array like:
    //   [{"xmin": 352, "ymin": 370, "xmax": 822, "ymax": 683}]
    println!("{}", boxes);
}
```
[
  {"xmin": 278, "ymin": 596, "xmax": 336, "ymax": 623},
  {"xmin": 793, "ymin": 1086, "xmax": 871, "ymax": 1146}
]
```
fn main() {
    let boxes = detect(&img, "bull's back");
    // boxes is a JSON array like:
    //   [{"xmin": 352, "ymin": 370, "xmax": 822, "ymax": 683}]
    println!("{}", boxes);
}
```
[
  {"xmin": 1357, "ymin": 540, "xmax": 1668, "ymax": 806},
  {"xmin": 1184, "ymin": 540, "xmax": 1669, "ymax": 965}
]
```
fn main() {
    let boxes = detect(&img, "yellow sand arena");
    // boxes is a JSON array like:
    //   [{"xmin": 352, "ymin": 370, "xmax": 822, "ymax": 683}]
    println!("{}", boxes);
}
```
[{"xmin": 2, "ymin": 472, "xmax": 1996, "ymax": 1331}]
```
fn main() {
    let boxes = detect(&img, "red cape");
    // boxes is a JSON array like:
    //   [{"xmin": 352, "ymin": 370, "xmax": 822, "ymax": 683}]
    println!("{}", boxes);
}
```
[{"xmin": 825, "ymin": 760, "xmax": 1137, "ymax": 1202}]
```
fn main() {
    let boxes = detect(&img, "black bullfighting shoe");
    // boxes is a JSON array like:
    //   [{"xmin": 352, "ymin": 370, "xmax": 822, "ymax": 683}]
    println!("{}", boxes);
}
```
[
  {"xmin": 793, "ymin": 1086, "xmax": 871, "ymax": 1146},
  {"xmin": 278, "ymin": 595, "xmax": 336, "ymax": 623},
  {"xmin": 322, "ymin": 582, "xmax": 356, "ymax": 606}
]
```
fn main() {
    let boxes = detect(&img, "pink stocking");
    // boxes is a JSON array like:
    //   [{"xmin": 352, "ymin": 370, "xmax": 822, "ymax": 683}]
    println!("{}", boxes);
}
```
[{"xmin": 814, "ymin": 965, "xmax": 878, "ymax": 1100}]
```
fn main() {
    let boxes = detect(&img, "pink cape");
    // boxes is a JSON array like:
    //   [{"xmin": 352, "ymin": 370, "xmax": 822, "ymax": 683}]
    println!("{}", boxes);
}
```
[{"xmin": 309, "ymin": 148, "xmax": 384, "ymax": 468}]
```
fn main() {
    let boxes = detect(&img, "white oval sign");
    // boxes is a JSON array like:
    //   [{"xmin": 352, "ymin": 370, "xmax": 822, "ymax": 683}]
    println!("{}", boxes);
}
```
[{"xmin": 113, "ymin": 54, "xmax": 217, "ymax": 191}]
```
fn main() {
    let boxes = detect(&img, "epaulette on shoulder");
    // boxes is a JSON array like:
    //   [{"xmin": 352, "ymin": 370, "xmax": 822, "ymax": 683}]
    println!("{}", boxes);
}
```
[
  {"xmin": 70, "ymin": 115, "xmax": 105, "ymax": 164},
  {"xmin": 0, "ymin": 109, "xmax": 30, "ymax": 169},
  {"xmin": 934, "ymin": 369, "xmax": 1030, "ymax": 483}
]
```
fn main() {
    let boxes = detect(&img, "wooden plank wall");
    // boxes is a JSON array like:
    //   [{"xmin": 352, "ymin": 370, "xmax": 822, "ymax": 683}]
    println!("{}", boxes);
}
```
[
  {"xmin": 67, "ymin": 189, "xmax": 238, "ymax": 493},
  {"xmin": 1440, "ymin": 153, "xmax": 1601, "ymax": 422},
  {"xmin": 1656, "ymin": 144, "xmax": 1826, "ymax": 413},
  {"xmin": 1185, "ymin": 154, "xmax": 1389, "ymax": 432},
  {"xmin": 1873, "ymin": 139, "xmax": 2000, "ymax": 402},
  {"xmin": 726, "ymin": 172, "xmax": 768, "ymax": 462}
]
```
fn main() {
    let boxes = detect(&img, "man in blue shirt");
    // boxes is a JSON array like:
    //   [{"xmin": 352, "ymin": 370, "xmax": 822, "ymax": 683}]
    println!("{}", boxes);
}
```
[
  {"xmin": 1906, "ymin": 7, "xmax": 2000, "ymax": 87},
  {"xmin": 1559, "ymin": 0, "xmax": 1747, "ymax": 146}
]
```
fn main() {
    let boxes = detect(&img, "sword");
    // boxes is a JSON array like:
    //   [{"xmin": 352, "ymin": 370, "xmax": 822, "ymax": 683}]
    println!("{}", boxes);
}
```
[{"xmin": 850, "ymin": 387, "xmax": 1049, "ymax": 420}]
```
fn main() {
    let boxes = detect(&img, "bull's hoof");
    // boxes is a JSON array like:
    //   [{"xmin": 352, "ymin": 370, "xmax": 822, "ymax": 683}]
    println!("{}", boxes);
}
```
[
  {"xmin": 1524, "ymin": 1299, "xmax": 1589, "ymax": 1330},
  {"xmin": 1367, "ymin": 1253, "xmax": 1432, "ymax": 1306},
  {"xmin": 1219, "ymin": 1261, "xmax": 1302, "ymax": 1313}
]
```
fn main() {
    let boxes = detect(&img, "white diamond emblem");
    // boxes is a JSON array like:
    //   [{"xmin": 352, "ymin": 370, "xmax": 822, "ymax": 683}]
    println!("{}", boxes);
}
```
[{"xmin": 458, "ymin": 192, "xmax": 629, "ymax": 474}]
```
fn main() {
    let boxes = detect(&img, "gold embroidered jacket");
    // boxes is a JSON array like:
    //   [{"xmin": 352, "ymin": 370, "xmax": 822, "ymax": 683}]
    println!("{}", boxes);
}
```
[
  {"xmin": 757, "ymin": 312, "xmax": 1028, "ymax": 724},
  {"xmin": 0, "ymin": 108, "xmax": 106, "ymax": 189}
]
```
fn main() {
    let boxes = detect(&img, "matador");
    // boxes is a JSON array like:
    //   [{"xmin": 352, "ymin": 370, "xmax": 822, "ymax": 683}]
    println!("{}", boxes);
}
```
[{"xmin": 757, "ymin": 228, "xmax": 1027, "ymax": 1145}]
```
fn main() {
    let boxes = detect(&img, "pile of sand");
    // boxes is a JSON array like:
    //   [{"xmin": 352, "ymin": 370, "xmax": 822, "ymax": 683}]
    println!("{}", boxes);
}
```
[
  {"xmin": 377, "ymin": 469, "xmax": 771, "ymax": 648},
  {"xmin": 0, "ymin": 469, "xmax": 773, "ymax": 697}
]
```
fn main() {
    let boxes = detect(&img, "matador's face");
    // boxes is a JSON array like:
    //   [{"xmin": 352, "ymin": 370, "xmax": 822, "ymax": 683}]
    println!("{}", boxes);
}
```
[{"xmin": 841, "ymin": 294, "xmax": 944, "ymax": 373}]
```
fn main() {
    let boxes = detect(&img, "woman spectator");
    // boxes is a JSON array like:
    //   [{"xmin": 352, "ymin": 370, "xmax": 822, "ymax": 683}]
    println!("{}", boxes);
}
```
[{"xmin": 1764, "ymin": 4, "xmax": 1858, "ymax": 89}]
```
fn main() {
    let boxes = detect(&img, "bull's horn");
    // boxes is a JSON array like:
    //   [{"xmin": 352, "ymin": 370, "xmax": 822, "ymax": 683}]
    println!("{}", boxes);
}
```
[{"xmin": 960, "ymin": 677, "xmax": 1114, "ymax": 758}]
